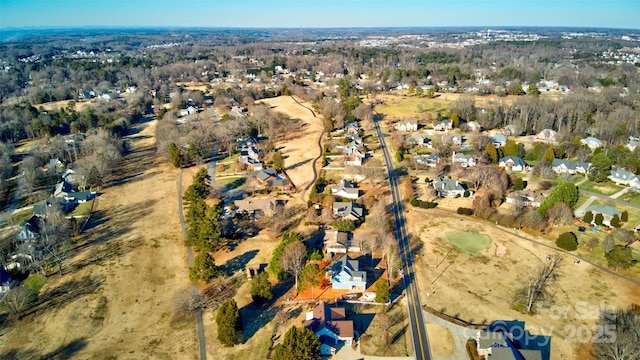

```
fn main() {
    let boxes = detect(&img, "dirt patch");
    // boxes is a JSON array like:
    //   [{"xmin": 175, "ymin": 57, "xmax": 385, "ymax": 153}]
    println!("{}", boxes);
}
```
[
  {"xmin": 257, "ymin": 96, "xmax": 323, "ymax": 204},
  {"xmin": 0, "ymin": 118, "xmax": 198, "ymax": 358},
  {"xmin": 407, "ymin": 208, "xmax": 640, "ymax": 360},
  {"xmin": 426, "ymin": 323, "xmax": 455, "ymax": 357}
]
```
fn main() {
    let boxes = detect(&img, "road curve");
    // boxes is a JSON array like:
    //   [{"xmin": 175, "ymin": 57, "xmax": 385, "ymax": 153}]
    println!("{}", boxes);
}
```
[
  {"xmin": 373, "ymin": 116, "xmax": 433, "ymax": 360},
  {"xmin": 178, "ymin": 170, "xmax": 207, "ymax": 360}
]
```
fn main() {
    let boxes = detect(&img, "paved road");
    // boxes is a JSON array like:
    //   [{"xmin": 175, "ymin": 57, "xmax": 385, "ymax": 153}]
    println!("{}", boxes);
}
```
[
  {"xmin": 177, "ymin": 170, "xmax": 207, "ymax": 360},
  {"xmin": 374, "ymin": 117, "xmax": 433, "ymax": 360}
]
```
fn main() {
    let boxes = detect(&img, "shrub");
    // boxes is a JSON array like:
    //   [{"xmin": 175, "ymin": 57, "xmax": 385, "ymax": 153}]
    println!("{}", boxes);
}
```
[
  {"xmin": 250, "ymin": 272, "xmax": 273, "ymax": 305},
  {"xmin": 610, "ymin": 214, "xmax": 621, "ymax": 228},
  {"xmin": 463, "ymin": 190, "xmax": 470, "ymax": 197},
  {"xmin": 410, "ymin": 198, "xmax": 419, "ymax": 207},
  {"xmin": 308, "ymin": 249, "xmax": 323, "ymax": 261},
  {"xmin": 331, "ymin": 219, "xmax": 356, "ymax": 231},
  {"xmin": 583, "ymin": 211, "xmax": 593, "ymax": 224},
  {"xmin": 621, "ymin": 210, "xmax": 628, "ymax": 222},
  {"xmin": 556, "ymin": 232, "xmax": 578, "ymax": 251},
  {"xmin": 594, "ymin": 213, "xmax": 604, "ymax": 226},
  {"xmin": 457, "ymin": 207, "xmax": 474, "ymax": 216}
]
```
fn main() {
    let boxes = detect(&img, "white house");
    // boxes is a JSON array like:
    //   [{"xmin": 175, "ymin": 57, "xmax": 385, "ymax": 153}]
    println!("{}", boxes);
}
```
[
  {"xmin": 499, "ymin": 156, "xmax": 528, "ymax": 172},
  {"xmin": 433, "ymin": 119, "xmax": 452, "ymax": 131},
  {"xmin": 608, "ymin": 169, "xmax": 640, "ymax": 188},
  {"xmin": 581, "ymin": 137, "xmax": 602, "ymax": 149},
  {"xmin": 414, "ymin": 154, "xmax": 440, "ymax": 168},
  {"xmin": 551, "ymin": 159, "xmax": 590, "ymax": 175},
  {"xmin": 330, "ymin": 180, "xmax": 360, "ymax": 199},
  {"xmin": 536, "ymin": 129, "xmax": 557, "ymax": 143},
  {"xmin": 395, "ymin": 120, "xmax": 418, "ymax": 132},
  {"xmin": 490, "ymin": 134, "xmax": 508, "ymax": 147},
  {"xmin": 452, "ymin": 152, "xmax": 476, "ymax": 168},
  {"xmin": 407, "ymin": 134, "xmax": 431, "ymax": 148}
]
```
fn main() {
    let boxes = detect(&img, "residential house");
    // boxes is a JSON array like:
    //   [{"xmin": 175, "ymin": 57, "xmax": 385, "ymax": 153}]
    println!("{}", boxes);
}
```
[
  {"xmin": 581, "ymin": 137, "xmax": 603, "ymax": 149},
  {"xmin": 551, "ymin": 159, "xmax": 591, "ymax": 175},
  {"xmin": 442, "ymin": 133, "xmax": 463, "ymax": 146},
  {"xmin": 536, "ymin": 129, "xmax": 557, "ymax": 143},
  {"xmin": 476, "ymin": 321, "xmax": 548, "ymax": 360},
  {"xmin": 62, "ymin": 169, "xmax": 83, "ymax": 184},
  {"xmin": 234, "ymin": 198, "xmax": 286, "ymax": 218},
  {"xmin": 330, "ymin": 180, "xmax": 360, "ymax": 199},
  {"xmin": 332, "ymin": 202, "xmax": 363, "ymax": 221},
  {"xmin": 344, "ymin": 121, "xmax": 359, "ymax": 135},
  {"xmin": 323, "ymin": 230, "xmax": 359, "ymax": 255},
  {"xmin": 342, "ymin": 141, "xmax": 366, "ymax": 166},
  {"xmin": 238, "ymin": 145, "xmax": 263, "ymax": 170},
  {"xmin": 304, "ymin": 302, "xmax": 355, "ymax": 355},
  {"xmin": 33, "ymin": 197, "xmax": 72, "ymax": 217},
  {"xmin": 395, "ymin": 120, "xmax": 418, "ymax": 132},
  {"xmin": 346, "ymin": 133, "xmax": 363, "ymax": 145},
  {"xmin": 433, "ymin": 177, "xmax": 466, "ymax": 198},
  {"xmin": 327, "ymin": 255, "xmax": 367, "ymax": 291},
  {"xmin": 627, "ymin": 136, "xmax": 640, "ymax": 151},
  {"xmin": 407, "ymin": 134, "xmax": 431, "ymax": 148},
  {"xmin": 16, "ymin": 216, "xmax": 40, "ymax": 246},
  {"xmin": 237, "ymin": 137, "xmax": 258, "ymax": 149},
  {"xmin": 48, "ymin": 158, "xmax": 65, "ymax": 172},
  {"xmin": 250, "ymin": 168, "xmax": 294, "ymax": 192},
  {"xmin": 54, "ymin": 180, "xmax": 74, "ymax": 198},
  {"xmin": 452, "ymin": 152, "xmax": 476, "ymax": 168},
  {"xmin": 414, "ymin": 154, "xmax": 440, "ymax": 168},
  {"xmin": 179, "ymin": 106, "xmax": 197, "ymax": 117},
  {"xmin": 499, "ymin": 156, "xmax": 528, "ymax": 172},
  {"xmin": 466, "ymin": 121, "xmax": 482, "ymax": 132},
  {"xmin": 490, "ymin": 134, "xmax": 508, "ymax": 147},
  {"xmin": 506, "ymin": 190, "xmax": 544, "ymax": 208},
  {"xmin": 0, "ymin": 268, "xmax": 13, "ymax": 298},
  {"xmin": 433, "ymin": 119, "xmax": 452, "ymax": 131},
  {"xmin": 608, "ymin": 169, "xmax": 640, "ymax": 188},
  {"xmin": 586, "ymin": 205, "xmax": 622, "ymax": 226}
]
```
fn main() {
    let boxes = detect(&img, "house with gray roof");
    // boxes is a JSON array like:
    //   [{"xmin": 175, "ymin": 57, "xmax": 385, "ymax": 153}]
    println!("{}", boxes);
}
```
[
  {"xmin": 433, "ymin": 119, "xmax": 452, "ymax": 131},
  {"xmin": 323, "ymin": 230, "xmax": 359, "ymax": 255},
  {"xmin": 586, "ymin": 205, "xmax": 622, "ymax": 226},
  {"xmin": 506, "ymin": 190, "xmax": 544, "ymax": 208},
  {"xmin": 608, "ymin": 169, "xmax": 640, "ymax": 189},
  {"xmin": 452, "ymin": 152, "xmax": 476, "ymax": 168},
  {"xmin": 499, "ymin": 156, "xmax": 528, "ymax": 172},
  {"xmin": 234, "ymin": 198, "xmax": 286, "ymax": 218},
  {"xmin": 332, "ymin": 202, "xmax": 363, "ymax": 221},
  {"xmin": 626, "ymin": 136, "xmax": 640, "ymax": 151},
  {"xmin": 433, "ymin": 177, "xmax": 466, "ymax": 198},
  {"xmin": 330, "ymin": 180, "xmax": 360, "ymax": 199},
  {"xmin": 414, "ymin": 154, "xmax": 440, "ymax": 168},
  {"xmin": 491, "ymin": 134, "xmax": 508, "ymax": 147},
  {"xmin": 551, "ymin": 159, "xmax": 590, "ymax": 175},
  {"xmin": 407, "ymin": 133, "xmax": 431, "ymax": 148},
  {"xmin": 326, "ymin": 255, "xmax": 367, "ymax": 291}
]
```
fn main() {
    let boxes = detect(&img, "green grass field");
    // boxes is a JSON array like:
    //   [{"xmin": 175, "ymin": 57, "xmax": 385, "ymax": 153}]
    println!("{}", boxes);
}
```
[
  {"xmin": 444, "ymin": 230, "xmax": 491, "ymax": 255},
  {"xmin": 578, "ymin": 180, "xmax": 624, "ymax": 196},
  {"xmin": 618, "ymin": 191, "xmax": 640, "ymax": 207},
  {"xmin": 68, "ymin": 199, "xmax": 94, "ymax": 217}
]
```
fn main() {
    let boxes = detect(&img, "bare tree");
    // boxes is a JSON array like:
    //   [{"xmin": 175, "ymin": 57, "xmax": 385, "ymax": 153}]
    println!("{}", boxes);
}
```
[
  {"xmin": 171, "ymin": 288, "xmax": 201, "ymax": 320},
  {"xmin": 39, "ymin": 206, "xmax": 71, "ymax": 276},
  {"xmin": 593, "ymin": 306, "xmax": 640, "ymax": 360},
  {"xmin": 377, "ymin": 309, "xmax": 399, "ymax": 346},
  {"xmin": 0, "ymin": 285, "xmax": 35, "ymax": 318},
  {"xmin": 546, "ymin": 203, "xmax": 574, "ymax": 227},
  {"xmin": 514, "ymin": 255, "xmax": 562, "ymax": 313},
  {"xmin": 280, "ymin": 241, "xmax": 307, "ymax": 291}
]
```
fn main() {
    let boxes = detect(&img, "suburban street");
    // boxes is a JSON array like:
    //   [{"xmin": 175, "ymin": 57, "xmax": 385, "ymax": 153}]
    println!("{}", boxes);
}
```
[{"xmin": 374, "ymin": 117, "xmax": 433, "ymax": 360}]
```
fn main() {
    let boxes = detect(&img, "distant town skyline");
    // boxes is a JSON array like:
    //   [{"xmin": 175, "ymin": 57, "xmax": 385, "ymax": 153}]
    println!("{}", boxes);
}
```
[{"xmin": 1, "ymin": 0, "xmax": 639, "ymax": 30}]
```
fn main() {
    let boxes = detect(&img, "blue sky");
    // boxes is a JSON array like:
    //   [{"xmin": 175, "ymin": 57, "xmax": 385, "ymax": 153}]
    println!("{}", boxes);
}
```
[{"xmin": 1, "ymin": 0, "xmax": 639, "ymax": 29}]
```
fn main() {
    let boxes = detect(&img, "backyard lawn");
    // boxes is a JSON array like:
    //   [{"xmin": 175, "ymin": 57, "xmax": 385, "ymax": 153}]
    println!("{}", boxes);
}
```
[
  {"xmin": 578, "ymin": 180, "xmax": 624, "ymax": 196},
  {"xmin": 68, "ymin": 199, "xmax": 94, "ymax": 217}
]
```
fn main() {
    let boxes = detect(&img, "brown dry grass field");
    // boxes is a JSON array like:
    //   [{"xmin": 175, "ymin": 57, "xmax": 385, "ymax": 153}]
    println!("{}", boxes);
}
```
[
  {"xmin": 256, "ymin": 96, "xmax": 324, "ymax": 204},
  {"xmin": 407, "ymin": 208, "xmax": 640, "ymax": 360},
  {"xmin": 37, "ymin": 99, "xmax": 97, "ymax": 112},
  {"xmin": 0, "ymin": 118, "xmax": 200, "ymax": 359}
]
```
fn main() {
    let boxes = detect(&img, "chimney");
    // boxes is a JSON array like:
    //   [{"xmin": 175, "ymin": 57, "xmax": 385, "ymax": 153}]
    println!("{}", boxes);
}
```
[{"xmin": 452, "ymin": 151, "xmax": 456, "ymax": 162}]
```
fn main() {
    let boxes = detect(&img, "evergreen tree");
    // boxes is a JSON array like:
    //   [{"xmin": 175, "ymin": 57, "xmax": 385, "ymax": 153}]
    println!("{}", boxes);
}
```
[
  {"xmin": 527, "ymin": 84, "xmax": 540, "ymax": 96},
  {"xmin": 610, "ymin": 214, "xmax": 622, "ymax": 228},
  {"xmin": 511, "ymin": 176, "xmax": 524, "ymax": 191},
  {"xmin": 588, "ymin": 152, "xmax": 612, "ymax": 183},
  {"xmin": 556, "ymin": 232, "xmax": 578, "ymax": 251},
  {"xmin": 538, "ymin": 181, "xmax": 579, "ymax": 215},
  {"xmin": 216, "ymin": 299, "xmax": 242, "ymax": 347},
  {"xmin": 485, "ymin": 143, "xmax": 498, "ymax": 164},
  {"xmin": 605, "ymin": 246, "xmax": 634, "ymax": 271},
  {"xmin": 168, "ymin": 143, "xmax": 183, "ymax": 168},
  {"xmin": 250, "ymin": 271, "xmax": 273, "ymax": 305},
  {"xmin": 273, "ymin": 150, "xmax": 284, "ymax": 169},
  {"xmin": 268, "ymin": 232, "xmax": 304, "ymax": 280},
  {"xmin": 502, "ymin": 139, "xmax": 519, "ymax": 157},
  {"xmin": 621, "ymin": 210, "xmax": 629, "ymax": 222},
  {"xmin": 189, "ymin": 252, "xmax": 220, "ymax": 283},
  {"xmin": 583, "ymin": 211, "xmax": 593, "ymax": 224},
  {"xmin": 375, "ymin": 278, "xmax": 390, "ymax": 303},
  {"xmin": 272, "ymin": 326, "xmax": 320, "ymax": 360},
  {"xmin": 595, "ymin": 213, "xmax": 604, "ymax": 226},
  {"xmin": 542, "ymin": 145, "xmax": 555, "ymax": 162}
]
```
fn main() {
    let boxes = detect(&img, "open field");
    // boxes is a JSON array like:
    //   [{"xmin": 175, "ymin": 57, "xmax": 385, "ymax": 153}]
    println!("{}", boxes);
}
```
[
  {"xmin": 257, "ymin": 96, "xmax": 324, "ymax": 203},
  {"xmin": 373, "ymin": 91, "xmax": 524, "ymax": 121},
  {"xmin": 37, "ymin": 99, "xmax": 99, "ymax": 112},
  {"xmin": 407, "ymin": 208, "xmax": 640, "ymax": 360},
  {"xmin": 578, "ymin": 180, "xmax": 625, "ymax": 196},
  {"xmin": 0, "ymin": 117, "xmax": 199, "ymax": 358}
]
